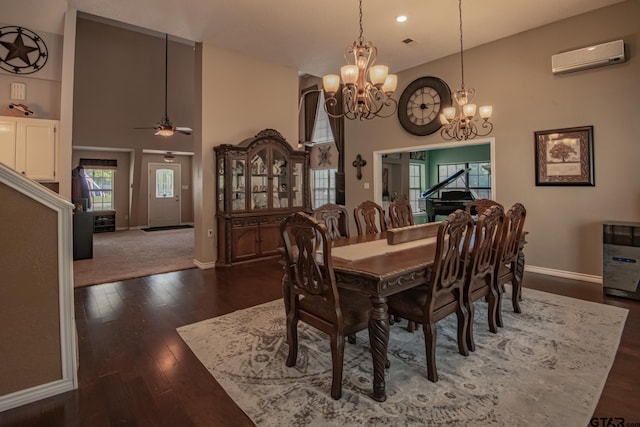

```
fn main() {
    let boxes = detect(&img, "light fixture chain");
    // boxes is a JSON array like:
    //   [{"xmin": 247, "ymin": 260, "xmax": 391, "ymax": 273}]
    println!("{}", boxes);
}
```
[
  {"xmin": 358, "ymin": 0, "xmax": 364, "ymax": 44},
  {"xmin": 458, "ymin": 0, "xmax": 465, "ymax": 89}
]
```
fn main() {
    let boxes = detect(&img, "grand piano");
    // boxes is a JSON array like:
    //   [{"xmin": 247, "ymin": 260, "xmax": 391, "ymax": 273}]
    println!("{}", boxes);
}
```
[{"xmin": 419, "ymin": 168, "xmax": 475, "ymax": 222}]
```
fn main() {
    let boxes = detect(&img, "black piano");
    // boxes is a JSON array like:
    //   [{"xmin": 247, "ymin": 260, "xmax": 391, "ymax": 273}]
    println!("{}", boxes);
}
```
[{"xmin": 420, "ymin": 168, "xmax": 474, "ymax": 222}]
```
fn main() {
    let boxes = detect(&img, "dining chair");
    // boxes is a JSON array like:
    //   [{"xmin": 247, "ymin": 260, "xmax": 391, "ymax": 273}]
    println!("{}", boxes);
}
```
[
  {"xmin": 463, "ymin": 205, "xmax": 505, "ymax": 352},
  {"xmin": 313, "ymin": 203, "xmax": 350, "ymax": 240},
  {"xmin": 388, "ymin": 197, "xmax": 414, "ymax": 229},
  {"xmin": 354, "ymin": 200, "xmax": 387, "ymax": 236},
  {"xmin": 387, "ymin": 209, "xmax": 474, "ymax": 382},
  {"xmin": 280, "ymin": 212, "xmax": 371, "ymax": 400},
  {"xmin": 495, "ymin": 202, "xmax": 527, "ymax": 325},
  {"xmin": 465, "ymin": 198, "xmax": 504, "ymax": 216}
]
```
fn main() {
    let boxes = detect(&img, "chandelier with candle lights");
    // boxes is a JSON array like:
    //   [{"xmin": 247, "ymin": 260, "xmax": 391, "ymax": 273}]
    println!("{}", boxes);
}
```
[
  {"xmin": 440, "ymin": 0, "xmax": 494, "ymax": 140},
  {"xmin": 322, "ymin": 0, "xmax": 398, "ymax": 120}
]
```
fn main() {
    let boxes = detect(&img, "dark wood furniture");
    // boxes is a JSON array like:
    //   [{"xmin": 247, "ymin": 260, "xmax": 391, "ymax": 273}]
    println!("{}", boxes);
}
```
[
  {"xmin": 353, "ymin": 200, "xmax": 386, "ymax": 236},
  {"xmin": 465, "ymin": 198, "xmax": 504, "ymax": 216},
  {"xmin": 215, "ymin": 129, "xmax": 309, "ymax": 266},
  {"xmin": 280, "ymin": 212, "xmax": 370, "ymax": 400},
  {"xmin": 72, "ymin": 211, "xmax": 93, "ymax": 260},
  {"xmin": 313, "ymin": 203, "xmax": 350, "ymax": 240},
  {"xmin": 464, "ymin": 205, "xmax": 505, "ymax": 351},
  {"xmin": 388, "ymin": 197, "xmax": 414, "ymax": 228},
  {"xmin": 386, "ymin": 210, "xmax": 474, "ymax": 382},
  {"xmin": 496, "ymin": 203, "xmax": 527, "ymax": 322},
  {"xmin": 93, "ymin": 210, "xmax": 116, "ymax": 233}
]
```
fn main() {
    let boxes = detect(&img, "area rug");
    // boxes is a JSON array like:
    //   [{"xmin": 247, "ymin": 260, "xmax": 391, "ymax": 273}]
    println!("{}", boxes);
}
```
[
  {"xmin": 73, "ymin": 228, "xmax": 195, "ymax": 287},
  {"xmin": 177, "ymin": 287, "xmax": 628, "ymax": 427}
]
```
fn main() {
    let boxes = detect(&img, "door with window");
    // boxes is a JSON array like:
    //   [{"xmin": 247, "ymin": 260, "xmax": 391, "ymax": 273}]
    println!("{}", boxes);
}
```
[{"xmin": 148, "ymin": 163, "xmax": 181, "ymax": 227}]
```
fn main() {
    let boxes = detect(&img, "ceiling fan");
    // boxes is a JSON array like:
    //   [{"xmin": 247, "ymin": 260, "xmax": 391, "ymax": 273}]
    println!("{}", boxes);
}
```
[{"xmin": 135, "ymin": 34, "xmax": 192, "ymax": 137}]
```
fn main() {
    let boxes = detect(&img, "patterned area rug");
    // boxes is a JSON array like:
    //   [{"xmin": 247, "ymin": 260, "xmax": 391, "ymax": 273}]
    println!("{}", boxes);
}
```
[{"xmin": 177, "ymin": 287, "xmax": 627, "ymax": 426}]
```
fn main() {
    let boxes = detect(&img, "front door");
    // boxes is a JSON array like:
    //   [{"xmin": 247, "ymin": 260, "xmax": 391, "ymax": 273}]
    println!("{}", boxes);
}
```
[{"xmin": 148, "ymin": 163, "xmax": 181, "ymax": 227}]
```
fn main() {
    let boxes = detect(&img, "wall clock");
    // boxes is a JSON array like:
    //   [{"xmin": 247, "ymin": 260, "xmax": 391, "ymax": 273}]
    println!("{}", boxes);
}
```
[
  {"xmin": 397, "ymin": 76, "xmax": 452, "ymax": 136},
  {"xmin": 0, "ymin": 26, "xmax": 48, "ymax": 75}
]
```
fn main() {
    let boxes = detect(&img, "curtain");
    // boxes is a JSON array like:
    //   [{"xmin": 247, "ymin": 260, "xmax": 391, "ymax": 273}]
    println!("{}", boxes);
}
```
[
  {"xmin": 79, "ymin": 158, "xmax": 118, "ymax": 169},
  {"xmin": 302, "ymin": 85, "xmax": 319, "ymax": 143},
  {"xmin": 325, "ymin": 86, "xmax": 345, "ymax": 204}
]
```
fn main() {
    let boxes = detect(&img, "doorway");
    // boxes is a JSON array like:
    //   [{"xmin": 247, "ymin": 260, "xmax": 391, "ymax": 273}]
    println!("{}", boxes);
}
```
[
  {"xmin": 148, "ymin": 163, "xmax": 181, "ymax": 227},
  {"xmin": 373, "ymin": 137, "xmax": 495, "ymax": 222}
]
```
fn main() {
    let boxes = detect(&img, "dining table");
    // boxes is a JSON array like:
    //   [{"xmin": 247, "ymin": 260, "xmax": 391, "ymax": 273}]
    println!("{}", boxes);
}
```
[{"xmin": 326, "ymin": 227, "xmax": 528, "ymax": 402}]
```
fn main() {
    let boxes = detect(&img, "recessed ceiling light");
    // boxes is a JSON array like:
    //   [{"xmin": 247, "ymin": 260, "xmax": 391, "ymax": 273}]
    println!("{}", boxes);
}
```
[{"xmin": 396, "ymin": 15, "xmax": 407, "ymax": 23}]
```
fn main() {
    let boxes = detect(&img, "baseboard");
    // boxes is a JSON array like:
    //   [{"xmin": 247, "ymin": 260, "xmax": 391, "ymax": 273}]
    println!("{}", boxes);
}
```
[
  {"xmin": 0, "ymin": 379, "xmax": 76, "ymax": 413},
  {"xmin": 525, "ymin": 265, "xmax": 602, "ymax": 284},
  {"xmin": 194, "ymin": 259, "xmax": 216, "ymax": 269}
]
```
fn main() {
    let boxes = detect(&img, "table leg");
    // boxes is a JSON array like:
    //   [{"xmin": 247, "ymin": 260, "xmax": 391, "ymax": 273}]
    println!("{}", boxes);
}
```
[{"xmin": 368, "ymin": 295, "xmax": 389, "ymax": 402}]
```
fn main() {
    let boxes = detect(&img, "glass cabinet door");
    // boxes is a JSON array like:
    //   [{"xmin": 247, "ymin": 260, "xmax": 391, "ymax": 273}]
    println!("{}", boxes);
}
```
[
  {"xmin": 217, "ymin": 157, "xmax": 225, "ymax": 211},
  {"xmin": 250, "ymin": 149, "xmax": 268, "ymax": 210},
  {"xmin": 231, "ymin": 158, "xmax": 245, "ymax": 211},
  {"xmin": 292, "ymin": 161, "xmax": 303, "ymax": 207},
  {"xmin": 272, "ymin": 149, "xmax": 288, "ymax": 209}
]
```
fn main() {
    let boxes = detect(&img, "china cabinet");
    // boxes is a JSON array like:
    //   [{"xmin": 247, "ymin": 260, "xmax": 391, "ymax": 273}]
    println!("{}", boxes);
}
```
[{"xmin": 215, "ymin": 129, "xmax": 310, "ymax": 265}]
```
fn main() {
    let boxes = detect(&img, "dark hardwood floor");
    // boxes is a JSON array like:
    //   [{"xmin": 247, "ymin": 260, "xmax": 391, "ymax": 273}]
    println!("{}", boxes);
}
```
[{"xmin": 1, "ymin": 260, "xmax": 639, "ymax": 426}]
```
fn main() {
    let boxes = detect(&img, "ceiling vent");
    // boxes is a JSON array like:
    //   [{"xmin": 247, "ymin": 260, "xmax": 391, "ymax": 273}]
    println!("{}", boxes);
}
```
[{"xmin": 552, "ymin": 39, "xmax": 625, "ymax": 74}]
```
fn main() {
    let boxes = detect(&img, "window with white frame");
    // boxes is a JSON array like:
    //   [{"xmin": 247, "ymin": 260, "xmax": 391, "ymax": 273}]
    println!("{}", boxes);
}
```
[
  {"xmin": 409, "ymin": 163, "xmax": 423, "ymax": 212},
  {"xmin": 84, "ymin": 168, "xmax": 114, "ymax": 210},
  {"xmin": 437, "ymin": 161, "xmax": 491, "ymax": 199}
]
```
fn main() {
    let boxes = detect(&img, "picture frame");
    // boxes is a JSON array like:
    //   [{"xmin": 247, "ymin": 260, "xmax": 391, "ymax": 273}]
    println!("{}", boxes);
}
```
[{"xmin": 534, "ymin": 125, "xmax": 594, "ymax": 186}]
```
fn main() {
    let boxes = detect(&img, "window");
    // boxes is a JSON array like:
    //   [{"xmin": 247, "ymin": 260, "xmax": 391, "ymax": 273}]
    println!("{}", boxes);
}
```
[
  {"xmin": 312, "ymin": 168, "xmax": 337, "ymax": 209},
  {"xmin": 311, "ymin": 92, "xmax": 333, "ymax": 144},
  {"xmin": 437, "ymin": 161, "xmax": 491, "ymax": 199},
  {"xmin": 84, "ymin": 168, "xmax": 114, "ymax": 211},
  {"xmin": 310, "ymin": 91, "xmax": 337, "ymax": 208},
  {"xmin": 409, "ymin": 163, "xmax": 423, "ymax": 212},
  {"xmin": 155, "ymin": 168, "xmax": 174, "ymax": 198}
]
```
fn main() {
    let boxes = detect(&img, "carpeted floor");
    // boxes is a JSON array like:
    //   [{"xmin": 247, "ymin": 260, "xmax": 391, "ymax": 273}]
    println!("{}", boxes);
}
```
[
  {"xmin": 177, "ymin": 287, "xmax": 628, "ymax": 426},
  {"xmin": 73, "ymin": 228, "xmax": 195, "ymax": 287}
]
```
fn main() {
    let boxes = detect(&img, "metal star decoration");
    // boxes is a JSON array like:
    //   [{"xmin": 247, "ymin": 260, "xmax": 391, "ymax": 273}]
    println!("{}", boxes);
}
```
[{"xmin": 0, "ymin": 26, "xmax": 48, "ymax": 74}]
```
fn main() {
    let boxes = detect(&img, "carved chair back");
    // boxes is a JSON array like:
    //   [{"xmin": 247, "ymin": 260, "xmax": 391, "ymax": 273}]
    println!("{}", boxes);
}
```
[
  {"xmin": 354, "ymin": 200, "xmax": 387, "ymax": 236},
  {"xmin": 313, "ymin": 203, "xmax": 350, "ymax": 240},
  {"xmin": 388, "ymin": 198, "xmax": 414, "ymax": 229},
  {"xmin": 465, "ymin": 198, "xmax": 504, "ymax": 216}
]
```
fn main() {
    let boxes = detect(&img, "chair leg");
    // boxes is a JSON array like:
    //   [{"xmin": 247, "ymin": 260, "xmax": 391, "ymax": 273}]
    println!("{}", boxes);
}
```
[
  {"xmin": 423, "ymin": 322, "xmax": 438, "ymax": 382},
  {"xmin": 495, "ymin": 281, "xmax": 504, "ymax": 328},
  {"xmin": 487, "ymin": 285, "xmax": 499, "ymax": 334},
  {"xmin": 407, "ymin": 320, "xmax": 417, "ymax": 332},
  {"xmin": 455, "ymin": 294, "xmax": 469, "ymax": 357},
  {"xmin": 511, "ymin": 274, "xmax": 522, "ymax": 314},
  {"xmin": 466, "ymin": 300, "xmax": 476, "ymax": 352},
  {"xmin": 285, "ymin": 313, "xmax": 298, "ymax": 367},
  {"xmin": 329, "ymin": 333, "xmax": 345, "ymax": 400}
]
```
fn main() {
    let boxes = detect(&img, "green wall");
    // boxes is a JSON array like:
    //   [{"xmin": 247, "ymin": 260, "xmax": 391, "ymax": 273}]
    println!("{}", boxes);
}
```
[{"xmin": 425, "ymin": 144, "xmax": 490, "ymax": 187}]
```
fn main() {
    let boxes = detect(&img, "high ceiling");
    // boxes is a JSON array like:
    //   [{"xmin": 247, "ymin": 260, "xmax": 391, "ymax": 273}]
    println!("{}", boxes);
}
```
[{"xmin": 5, "ymin": 0, "xmax": 625, "ymax": 77}]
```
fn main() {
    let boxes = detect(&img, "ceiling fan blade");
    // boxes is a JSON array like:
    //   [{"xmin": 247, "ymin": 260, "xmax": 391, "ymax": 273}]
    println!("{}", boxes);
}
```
[
  {"xmin": 175, "ymin": 127, "xmax": 193, "ymax": 135},
  {"xmin": 133, "ymin": 126, "xmax": 157, "ymax": 130}
]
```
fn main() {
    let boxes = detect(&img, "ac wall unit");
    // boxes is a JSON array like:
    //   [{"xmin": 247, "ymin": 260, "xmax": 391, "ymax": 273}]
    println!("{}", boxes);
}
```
[{"xmin": 551, "ymin": 39, "xmax": 625, "ymax": 74}]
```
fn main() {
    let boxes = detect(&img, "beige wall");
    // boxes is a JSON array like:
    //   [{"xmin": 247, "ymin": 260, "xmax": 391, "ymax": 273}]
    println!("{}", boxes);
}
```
[
  {"xmin": 73, "ymin": 18, "xmax": 196, "ymax": 229},
  {"xmin": 344, "ymin": 1, "xmax": 640, "ymax": 277},
  {"xmin": 0, "ymin": 183, "xmax": 62, "ymax": 395},
  {"xmin": 195, "ymin": 43, "xmax": 299, "ymax": 265}
]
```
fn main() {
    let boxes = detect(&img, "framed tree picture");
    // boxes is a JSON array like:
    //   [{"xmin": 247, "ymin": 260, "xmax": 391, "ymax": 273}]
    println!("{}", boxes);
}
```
[{"xmin": 534, "ymin": 126, "xmax": 594, "ymax": 186}]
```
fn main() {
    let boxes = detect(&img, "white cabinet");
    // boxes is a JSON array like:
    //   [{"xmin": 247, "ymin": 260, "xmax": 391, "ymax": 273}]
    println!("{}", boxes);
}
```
[{"xmin": 0, "ymin": 116, "xmax": 58, "ymax": 181}]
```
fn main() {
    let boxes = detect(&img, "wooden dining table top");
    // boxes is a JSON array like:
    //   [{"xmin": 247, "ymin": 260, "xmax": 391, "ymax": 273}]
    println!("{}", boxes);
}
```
[{"xmin": 327, "ymin": 232, "xmax": 438, "ymax": 296}]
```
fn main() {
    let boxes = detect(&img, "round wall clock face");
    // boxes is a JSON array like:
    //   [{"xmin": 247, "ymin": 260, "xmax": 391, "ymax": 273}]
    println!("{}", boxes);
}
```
[
  {"xmin": 397, "ymin": 76, "xmax": 452, "ymax": 136},
  {"xmin": 0, "ymin": 26, "xmax": 48, "ymax": 75}
]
